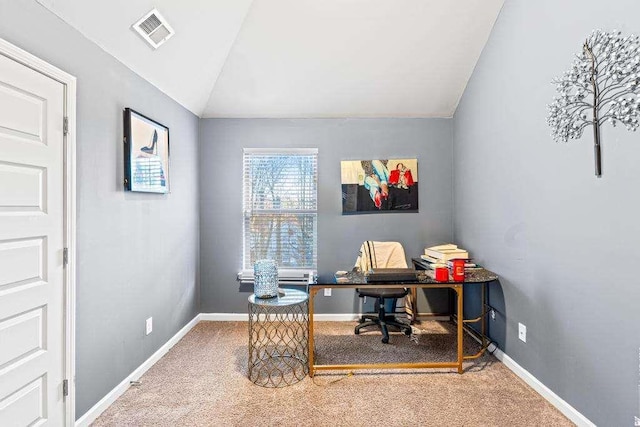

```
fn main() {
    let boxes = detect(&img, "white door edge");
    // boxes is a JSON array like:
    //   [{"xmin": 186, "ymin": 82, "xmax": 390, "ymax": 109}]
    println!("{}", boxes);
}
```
[{"xmin": 0, "ymin": 37, "xmax": 77, "ymax": 426}]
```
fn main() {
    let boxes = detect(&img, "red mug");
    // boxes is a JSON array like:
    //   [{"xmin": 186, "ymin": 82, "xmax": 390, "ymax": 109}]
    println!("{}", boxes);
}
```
[
  {"xmin": 452, "ymin": 259, "xmax": 465, "ymax": 281},
  {"xmin": 435, "ymin": 267, "xmax": 448, "ymax": 282}
]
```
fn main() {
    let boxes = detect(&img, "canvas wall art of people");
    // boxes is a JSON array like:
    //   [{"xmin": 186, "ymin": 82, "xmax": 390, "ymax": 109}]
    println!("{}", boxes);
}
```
[{"xmin": 341, "ymin": 158, "xmax": 418, "ymax": 214}]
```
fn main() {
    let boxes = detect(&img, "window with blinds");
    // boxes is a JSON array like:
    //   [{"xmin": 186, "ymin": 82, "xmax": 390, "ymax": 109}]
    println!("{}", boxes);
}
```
[{"xmin": 242, "ymin": 148, "xmax": 318, "ymax": 272}]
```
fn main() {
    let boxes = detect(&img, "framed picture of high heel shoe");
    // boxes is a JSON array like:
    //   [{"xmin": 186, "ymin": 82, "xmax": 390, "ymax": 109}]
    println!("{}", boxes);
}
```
[
  {"xmin": 123, "ymin": 108, "xmax": 170, "ymax": 193},
  {"xmin": 341, "ymin": 158, "xmax": 418, "ymax": 214}
]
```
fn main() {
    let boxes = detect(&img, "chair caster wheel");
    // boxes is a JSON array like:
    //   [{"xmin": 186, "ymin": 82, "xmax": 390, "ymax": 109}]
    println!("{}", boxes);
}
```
[
  {"xmin": 403, "ymin": 328, "xmax": 412, "ymax": 336},
  {"xmin": 355, "ymin": 329, "xmax": 360, "ymax": 335},
  {"xmin": 382, "ymin": 337, "xmax": 389, "ymax": 344}
]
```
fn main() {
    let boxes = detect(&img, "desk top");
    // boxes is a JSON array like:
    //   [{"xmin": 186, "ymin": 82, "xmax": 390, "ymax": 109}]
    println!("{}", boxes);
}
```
[
  {"xmin": 411, "ymin": 257, "xmax": 498, "ymax": 283},
  {"xmin": 322, "ymin": 266, "xmax": 498, "ymax": 286}
]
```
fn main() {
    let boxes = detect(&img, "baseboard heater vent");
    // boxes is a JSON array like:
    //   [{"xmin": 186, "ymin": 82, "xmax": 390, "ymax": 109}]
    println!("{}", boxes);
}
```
[{"xmin": 237, "ymin": 269, "xmax": 316, "ymax": 286}]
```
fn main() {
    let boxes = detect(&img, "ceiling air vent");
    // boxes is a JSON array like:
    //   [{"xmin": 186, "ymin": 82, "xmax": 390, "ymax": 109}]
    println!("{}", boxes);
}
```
[{"xmin": 132, "ymin": 8, "xmax": 174, "ymax": 49}]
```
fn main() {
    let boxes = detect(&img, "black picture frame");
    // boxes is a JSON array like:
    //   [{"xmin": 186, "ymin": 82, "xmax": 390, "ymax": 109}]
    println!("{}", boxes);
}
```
[{"xmin": 123, "ymin": 108, "xmax": 170, "ymax": 193}]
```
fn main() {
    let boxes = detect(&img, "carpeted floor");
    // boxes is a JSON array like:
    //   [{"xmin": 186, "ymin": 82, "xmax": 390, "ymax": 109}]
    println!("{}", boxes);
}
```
[{"xmin": 92, "ymin": 321, "xmax": 573, "ymax": 426}]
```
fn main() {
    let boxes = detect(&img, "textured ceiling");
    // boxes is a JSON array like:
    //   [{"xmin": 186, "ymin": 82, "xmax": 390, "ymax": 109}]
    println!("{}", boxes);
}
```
[{"xmin": 36, "ymin": 0, "xmax": 504, "ymax": 118}]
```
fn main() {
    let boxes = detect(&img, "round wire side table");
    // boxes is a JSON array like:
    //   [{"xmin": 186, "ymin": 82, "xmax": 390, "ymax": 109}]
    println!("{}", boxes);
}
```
[{"xmin": 248, "ymin": 288, "xmax": 309, "ymax": 387}]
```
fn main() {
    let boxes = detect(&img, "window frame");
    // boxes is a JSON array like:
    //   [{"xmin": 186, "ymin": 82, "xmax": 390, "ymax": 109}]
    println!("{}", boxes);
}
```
[{"xmin": 240, "ymin": 148, "xmax": 318, "ymax": 282}]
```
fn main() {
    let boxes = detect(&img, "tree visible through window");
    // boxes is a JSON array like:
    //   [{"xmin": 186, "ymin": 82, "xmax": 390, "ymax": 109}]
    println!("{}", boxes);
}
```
[{"xmin": 242, "ymin": 148, "xmax": 318, "ymax": 271}]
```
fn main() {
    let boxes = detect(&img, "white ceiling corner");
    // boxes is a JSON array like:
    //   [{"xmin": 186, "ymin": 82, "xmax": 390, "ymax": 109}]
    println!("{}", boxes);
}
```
[
  {"xmin": 35, "ymin": 0, "xmax": 254, "ymax": 116},
  {"xmin": 35, "ymin": 0, "xmax": 504, "ymax": 118}
]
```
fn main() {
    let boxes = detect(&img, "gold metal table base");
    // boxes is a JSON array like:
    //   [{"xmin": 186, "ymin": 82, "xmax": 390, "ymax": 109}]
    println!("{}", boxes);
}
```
[{"xmin": 308, "ymin": 282, "xmax": 465, "ymax": 376}]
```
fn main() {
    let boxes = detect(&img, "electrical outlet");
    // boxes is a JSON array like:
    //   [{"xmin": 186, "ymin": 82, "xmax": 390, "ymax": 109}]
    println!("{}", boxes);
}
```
[
  {"xmin": 145, "ymin": 317, "xmax": 153, "ymax": 335},
  {"xmin": 490, "ymin": 309, "xmax": 496, "ymax": 320},
  {"xmin": 324, "ymin": 288, "xmax": 332, "ymax": 297},
  {"xmin": 518, "ymin": 322, "xmax": 526, "ymax": 342}
]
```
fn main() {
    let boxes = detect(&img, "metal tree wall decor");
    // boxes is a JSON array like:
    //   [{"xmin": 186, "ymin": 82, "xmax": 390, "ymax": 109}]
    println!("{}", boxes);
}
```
[{"xmin": 547, "ymin": 29, "xmax": 640, "ymax": 177}]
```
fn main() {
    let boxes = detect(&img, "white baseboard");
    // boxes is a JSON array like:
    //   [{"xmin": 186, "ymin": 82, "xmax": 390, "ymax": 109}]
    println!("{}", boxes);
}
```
[
  {"xmin": 199, "ymin": 313, "xmax": 362, "ymax": 321},
  {"xmin": 492, "ymin": 348, "xmax": 595, "ymax": 427},
  {"xmin": 198, "ymin": 313, "xmax": 446, "ymax": 322},
  {"xmin": 199, "ymin": 313, "xmax": 249, "ymax": 321},
  {"xmin": 310, "ymin": 313, "xmax": 449, "ymax": 322},
  {"xmin": 312, "ymin": 313, "xmax": 360, "ymax": 321},
  {"xmin": 75, "ymin": 314, "xmax": 201, "ymax": 427},
  {"xmin": 75, "ymin": 313, "xmax": 594, "ymax": 427}
]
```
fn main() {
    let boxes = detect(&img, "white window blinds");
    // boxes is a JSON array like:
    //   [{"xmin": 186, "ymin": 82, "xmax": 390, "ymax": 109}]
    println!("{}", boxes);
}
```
[{"xmin": 242, "ymin": 148, "xmax": 318, "ymax": 271}]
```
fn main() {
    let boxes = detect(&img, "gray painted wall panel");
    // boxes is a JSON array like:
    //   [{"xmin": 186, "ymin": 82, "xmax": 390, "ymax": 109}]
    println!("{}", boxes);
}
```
[
  {"xmin": 4, "ymin": 0, "xmax": 628, "ymax": 423},
  {"xmin": 0, "ymin": 1, "xmax": 200, "ymax": 418},
  {"xmin": 199, "ymin": 118, "xmax": 453, "ymax": 314},
  {"xmin": 454, "ymin": 0, "xmax": 640, "ymax": 424}
]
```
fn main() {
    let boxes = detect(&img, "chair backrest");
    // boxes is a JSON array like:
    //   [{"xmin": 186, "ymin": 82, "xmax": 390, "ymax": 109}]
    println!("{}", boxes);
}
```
[{"xmin": 355, "ymin": 241, "xmax": 408, "ymax": 272}]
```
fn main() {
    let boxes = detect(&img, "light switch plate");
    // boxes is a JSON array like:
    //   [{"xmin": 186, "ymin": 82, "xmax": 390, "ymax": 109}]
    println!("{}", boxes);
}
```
[{"xmin": 145, "ymin": 317, "xmax": 153, "ymax": 335}]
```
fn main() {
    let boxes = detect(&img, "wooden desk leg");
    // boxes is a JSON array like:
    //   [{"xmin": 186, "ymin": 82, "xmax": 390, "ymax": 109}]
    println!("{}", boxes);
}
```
[
  {"xmin": 457, "ymin": 284, "xmax": 464, "ymax": 374},
  {"xmin": 308, "ymin": 288, "xmax": 318, "ymax": 377}
]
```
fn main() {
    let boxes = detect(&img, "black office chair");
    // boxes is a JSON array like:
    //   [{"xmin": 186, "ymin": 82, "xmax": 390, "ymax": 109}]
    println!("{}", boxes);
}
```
[{"xmin": 354, "ymin": 241, "xmax": 412, "ymax": 344}]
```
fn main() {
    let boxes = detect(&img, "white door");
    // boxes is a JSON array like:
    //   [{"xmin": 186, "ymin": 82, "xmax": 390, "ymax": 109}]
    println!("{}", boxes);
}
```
[{"xmin": 0, "ymin": 53, "xmax": 66, "ymax": 426}]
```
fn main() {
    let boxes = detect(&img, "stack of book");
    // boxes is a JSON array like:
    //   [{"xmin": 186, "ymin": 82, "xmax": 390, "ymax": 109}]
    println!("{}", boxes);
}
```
[{"xmin": 420, "ymin": 244, "xmax": 477, "ymax": 269}]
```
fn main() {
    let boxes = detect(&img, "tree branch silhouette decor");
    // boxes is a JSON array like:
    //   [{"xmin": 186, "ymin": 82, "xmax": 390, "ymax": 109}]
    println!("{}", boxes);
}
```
[{"xmin": 547, "ymin": 29, "xmax": 640, "ymax": 177}]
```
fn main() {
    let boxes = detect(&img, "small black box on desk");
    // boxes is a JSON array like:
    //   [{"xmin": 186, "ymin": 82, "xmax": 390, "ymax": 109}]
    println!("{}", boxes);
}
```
[{"xmin": 364, "ymin": 268, "xmax": 418, "ymax": 283}]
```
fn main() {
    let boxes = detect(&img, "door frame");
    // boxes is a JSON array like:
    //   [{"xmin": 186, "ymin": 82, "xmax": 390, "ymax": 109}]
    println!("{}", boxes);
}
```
[{"xmin": 0, "ymin": 38, "xmax": 77, "ymax": 426}]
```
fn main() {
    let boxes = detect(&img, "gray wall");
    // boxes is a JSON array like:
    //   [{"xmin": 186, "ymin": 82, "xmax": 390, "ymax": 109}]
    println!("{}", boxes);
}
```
[
  {"xmin": 0, "ymin": 1, "xmax": 200, "ymax": 419},
  {"xmin": 5, "ymin": 0, "xmax": 630, "ymax": 423},
  {"xmin": 199, "ymin": 118, "xmax": 453, "ymax": 314},
  {"xmin": 454, "ymin": 0, "xmax": 640, "ymax": 425}
]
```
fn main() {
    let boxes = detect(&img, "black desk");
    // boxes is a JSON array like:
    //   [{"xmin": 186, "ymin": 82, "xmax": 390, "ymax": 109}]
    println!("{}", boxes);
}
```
[{"xmin": 307, "ymin": 265, "xmax": 497, "ymax": 376}]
